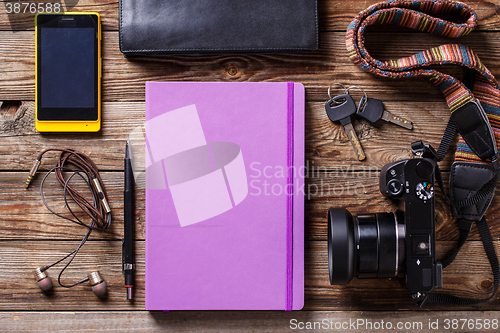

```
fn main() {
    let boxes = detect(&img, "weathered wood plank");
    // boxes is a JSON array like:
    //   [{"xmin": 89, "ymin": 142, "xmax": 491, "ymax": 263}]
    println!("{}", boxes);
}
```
[
  {"xmin": 0, "ymin": 0, "xmax": 499, "ymax": 32},
  {"xmin": 1, "ymin": 0, "xmax": 500, "ymax": 320},
  {"xmin": 1, "ymin": 310, "xmax": 499, "ymax": 332},
  {"xmin": 0, "ymin": 0, "xmax": 119, "ymax": 31},
  {"xmin": 2, "ymin": 168, "xmax": 499, "ymax": 242},
  {"xmin": 0, "ymin": 240, "xmax": 498, "ymax": 310},
  {"xmin": 2, "ymin": 31, "xmax": 500, "ymax": 101},
  {"xmin": 0, "ymin": 240, "xmax": 144, "ymax": 310},
  {"xmin": 309, "ymin": 241, "xmax": 500, "ymax": 310},
  {"xmin": 0, "ymin": 160, "xmax": 500, "ymax": 240},
  {"xmin": 0, "ymin": 99, "xmax": 470, "ymax": 171},
  {"xmin": 0, "ymin": 102, "xmax": 142, "ymax": 170},
  {"xmin": 0, "ymin": 172, "xmax": 145, "ymax": 240}
]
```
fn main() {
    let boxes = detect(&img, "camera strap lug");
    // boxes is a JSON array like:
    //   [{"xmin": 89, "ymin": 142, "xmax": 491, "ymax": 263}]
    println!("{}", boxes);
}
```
[
  {"xmin": 412, "ymin": 292, "xmax": 428, "ymax": 308},
  {"xmin": 411, "ymin": 141, "xmax": 440, "ymax": 161}
]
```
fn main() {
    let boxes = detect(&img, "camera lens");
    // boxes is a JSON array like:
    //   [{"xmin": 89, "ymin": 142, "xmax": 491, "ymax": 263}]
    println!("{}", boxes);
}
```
[{"xmin": 328, "ymin": 208, "xmax": 405, "ymax": 285}]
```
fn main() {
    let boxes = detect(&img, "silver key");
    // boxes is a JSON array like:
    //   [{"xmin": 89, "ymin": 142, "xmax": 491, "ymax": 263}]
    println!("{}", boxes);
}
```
[{"xmin": 380, "ymin": 109, "xmax": 413, "ymax": 129}]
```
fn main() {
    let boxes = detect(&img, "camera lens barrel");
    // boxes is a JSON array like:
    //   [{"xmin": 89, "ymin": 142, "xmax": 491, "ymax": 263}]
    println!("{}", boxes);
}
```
[
  {"xmin": 328, "ymin": 208, "xmax": 405, "ymax": 285},
  {"xmin": 356, "ymin": 214, "xmax": 379, "ymax": 278}
]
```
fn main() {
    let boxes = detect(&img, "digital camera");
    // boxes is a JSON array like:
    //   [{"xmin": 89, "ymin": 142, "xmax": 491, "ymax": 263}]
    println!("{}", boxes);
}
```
[{"xmin": 328, "ymin": 157, "xmax": 443, "ymax": 296}]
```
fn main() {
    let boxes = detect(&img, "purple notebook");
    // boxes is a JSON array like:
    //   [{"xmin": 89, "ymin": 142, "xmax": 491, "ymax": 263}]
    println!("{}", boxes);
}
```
[{"xmin": 145, "ymin": 82, "xmax": 305, "ymax": 311}]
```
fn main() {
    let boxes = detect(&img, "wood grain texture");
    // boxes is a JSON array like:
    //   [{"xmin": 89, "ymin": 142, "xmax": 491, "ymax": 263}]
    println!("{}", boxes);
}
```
[
  {"xmin": 2, "ymin": 169, "xmax": 499, "ymax": 242},
  {"xmin": 0, "ymin": 0, "xmax": 119, "ymax": 31},
  {"xmin": 1, "ymin": 0, "xmax": 500, "ymax": 327},
  {"xmin": 0, "ymin": 96, "xmax": 482, "ymax": 169},
  {"xmin": 0, "ymin": 100, "xmax": 459, "ymax": 170},
  {"xmin": 1, "ymin": 310, "xmax": 499, "ymax": 332},
  {"xmin": 0, "ymin": 240, "xmax": 499, "ymax": 311},
  {"xmin": 2, "ymin": 30, "xmax": 500, "ymax": 102},
  {"xmin": 0, "ymin": 172, "xmax": 145, "ymax": 240},
  {"xmin": 1, "ymin": 0, "xmax": 499, "ymax": 31}
]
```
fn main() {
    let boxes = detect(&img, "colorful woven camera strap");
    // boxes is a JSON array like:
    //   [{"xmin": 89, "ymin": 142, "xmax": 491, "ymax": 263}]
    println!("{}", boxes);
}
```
[{"xmin": 347, "ymin": 0, "xmax": 500, "ymax": 306}]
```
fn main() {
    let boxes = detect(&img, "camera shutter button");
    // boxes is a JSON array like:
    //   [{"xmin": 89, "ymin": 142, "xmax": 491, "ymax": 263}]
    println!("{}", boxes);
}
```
[
  {"xmin": 416, "ymin": 160, "xmax": 434, "ymax": 179},
  {"xmin": 387, "ymin": 179, "xmax": 403, "ymax": 196}
]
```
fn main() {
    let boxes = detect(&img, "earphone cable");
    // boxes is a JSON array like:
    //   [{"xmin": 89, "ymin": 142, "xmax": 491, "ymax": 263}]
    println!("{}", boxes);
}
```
[{"xmin": 36, "ymin": 149, "xmax": 112, "ymax": 288}]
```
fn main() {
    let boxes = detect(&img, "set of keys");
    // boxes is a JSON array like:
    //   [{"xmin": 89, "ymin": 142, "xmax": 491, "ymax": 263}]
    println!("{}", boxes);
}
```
[{"xmin": 325, "ymin": 84, "xmax": 413, "ymax": 161}]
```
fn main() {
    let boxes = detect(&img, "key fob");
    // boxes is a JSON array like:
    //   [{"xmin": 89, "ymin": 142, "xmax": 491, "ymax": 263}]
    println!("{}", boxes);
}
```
[
  {"xmin": 325, "ymin": 94, "xmax": 357, "ymax": 124},
  {"xmin": 356, "ymin": 96, "xmax": 384, "ymax": 123}
]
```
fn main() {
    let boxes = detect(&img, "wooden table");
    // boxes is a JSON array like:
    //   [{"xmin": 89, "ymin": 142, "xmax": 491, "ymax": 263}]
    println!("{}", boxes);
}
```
[{"xmin": 1, "ymin": 0, "xmax": 500, "ymax": 331}]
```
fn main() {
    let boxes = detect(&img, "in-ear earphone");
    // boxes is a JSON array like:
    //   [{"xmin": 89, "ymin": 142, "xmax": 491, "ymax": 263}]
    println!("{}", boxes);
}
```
[
  {"xmin": 88, "ymin": 271, "xmax": 107, "ymax": 297},
  {"xmin": 33, "ymin": 268, "xmax": 107, "ymax": 297},
  {"xmin": 26, "ymin": 149, "xmax": 112, "ymax": 298},
  {"xmin": 33, "ymin": 267, "xmax": 52, "ymax": 292}
]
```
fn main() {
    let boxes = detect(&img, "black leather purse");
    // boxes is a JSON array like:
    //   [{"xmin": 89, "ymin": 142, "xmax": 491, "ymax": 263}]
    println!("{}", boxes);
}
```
[{"xmin": 119, "ymin": 0, "xmax": 318, "ymax": 56}]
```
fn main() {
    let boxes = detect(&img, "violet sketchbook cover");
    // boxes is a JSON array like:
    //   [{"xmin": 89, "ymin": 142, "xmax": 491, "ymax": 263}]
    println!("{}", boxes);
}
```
[{"xmin": 145, "ymin": 81, "xmax": 305, "ymax": 310}]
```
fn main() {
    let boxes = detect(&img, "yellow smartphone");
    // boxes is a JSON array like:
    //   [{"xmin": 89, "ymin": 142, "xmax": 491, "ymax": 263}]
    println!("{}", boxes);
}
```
[{"xmin": 35, "ymin": 13, "xmax": 101, "ymax": 132}]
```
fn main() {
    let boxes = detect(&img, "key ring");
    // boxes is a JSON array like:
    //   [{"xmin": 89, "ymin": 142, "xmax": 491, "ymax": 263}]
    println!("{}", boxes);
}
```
[
  {"xmin": 327, "ymin": 82, "xmax": 348, "ymax": 100},
  {"xmin": 346, "ymin": 86, "xmax": 368, "ymax": 109},
  {"xmin": 328, "ymin": 83, "xmax": 348, "ymax": 105}
]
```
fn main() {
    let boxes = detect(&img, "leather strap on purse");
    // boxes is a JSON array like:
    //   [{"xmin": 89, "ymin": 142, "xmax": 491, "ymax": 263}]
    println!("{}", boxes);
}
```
[{"xmin": 347, "ymin": 0, "xmax": 500, "ymax": 306}]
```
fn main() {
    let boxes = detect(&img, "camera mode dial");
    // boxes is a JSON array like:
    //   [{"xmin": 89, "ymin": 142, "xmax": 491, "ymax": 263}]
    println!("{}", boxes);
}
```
[{"xmin": 415, "ymin": 182, "xmax": 434, "ymax": 201}]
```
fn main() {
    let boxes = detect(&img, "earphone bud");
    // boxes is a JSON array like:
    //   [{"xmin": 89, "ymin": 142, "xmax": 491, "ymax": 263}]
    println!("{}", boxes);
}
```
[
  {"xmin": 88, "ymin": 271, "xmax": 107, "ymax": 297},
  {"xmin": 33, "ymin": 267, "xmax": 53, "ymax": 292},
  {"xmin": 33, "ymin": 267, "xmax": 107, "ymax": 297}
]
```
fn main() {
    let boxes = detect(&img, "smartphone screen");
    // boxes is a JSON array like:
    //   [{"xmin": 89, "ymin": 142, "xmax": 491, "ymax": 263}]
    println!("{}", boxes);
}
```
[{"xmin": 36, "ymin": 14, "xmax": 100, "ymax": 122}]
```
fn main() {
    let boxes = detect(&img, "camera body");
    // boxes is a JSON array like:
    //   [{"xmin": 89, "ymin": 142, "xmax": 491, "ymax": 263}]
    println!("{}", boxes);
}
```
[
  {"xmin": 328, "ymin": 157, "xmax": 442, "ymax": 295},
  {"xmin": 380, "ymin": 157, "xmax": 442, "ymax": 293}
]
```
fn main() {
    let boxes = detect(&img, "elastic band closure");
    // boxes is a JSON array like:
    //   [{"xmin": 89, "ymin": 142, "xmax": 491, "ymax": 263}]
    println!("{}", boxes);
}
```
[{"xmin": 286, "ymin": 81, "xmax": 294, "ymax": 311}]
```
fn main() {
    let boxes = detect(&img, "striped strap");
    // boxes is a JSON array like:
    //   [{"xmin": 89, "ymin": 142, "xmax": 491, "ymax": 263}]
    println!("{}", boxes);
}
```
[
  {"xmin": 346, "ymin": 0, "xmax": 500, "ymax": 164},
  {"xmin": 348, "ymin": 0, "xmax": 500, "ymax": 307}
]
